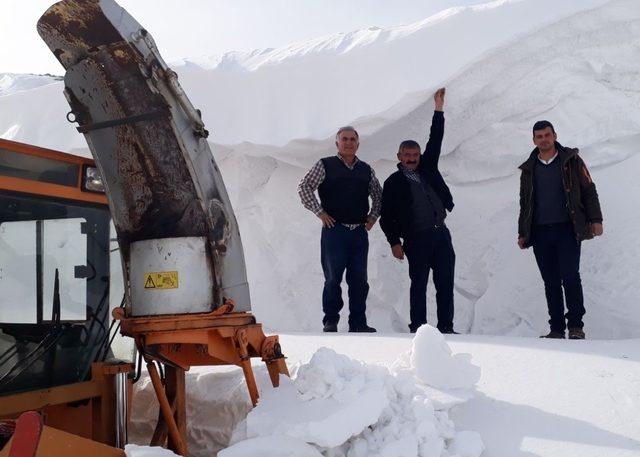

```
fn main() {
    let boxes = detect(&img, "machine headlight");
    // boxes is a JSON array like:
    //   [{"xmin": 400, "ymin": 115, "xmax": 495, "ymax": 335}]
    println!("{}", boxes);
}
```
[{"xmin": 82, "ymin": 165, "xmax": 105, "ymax": 193}]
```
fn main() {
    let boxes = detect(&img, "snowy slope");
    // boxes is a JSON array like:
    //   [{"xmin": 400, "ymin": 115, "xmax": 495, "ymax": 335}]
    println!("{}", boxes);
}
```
[
  {"xmin": 0, "ymin": 73, "xmax": 60, "ymax": 97},
  {"xmin": 214, "ymin": 0, "xmax": 640, "ymax": 338},
  {"xmin": 0, "ymin": 0, "xmax": 609, "ymax": 148},
  {"xmin": 2, "ymin": 0, "xmax": 639, "ymax": 339},
  {"xmin": 127, "ymin": 332, "xmax": 640, "ymax": 457}
]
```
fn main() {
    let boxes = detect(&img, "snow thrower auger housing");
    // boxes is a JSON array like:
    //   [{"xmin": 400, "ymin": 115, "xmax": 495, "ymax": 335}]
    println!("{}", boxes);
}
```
[{"xmin": 36, "ymin": 1, "xmax": 289, "ymax": 455}]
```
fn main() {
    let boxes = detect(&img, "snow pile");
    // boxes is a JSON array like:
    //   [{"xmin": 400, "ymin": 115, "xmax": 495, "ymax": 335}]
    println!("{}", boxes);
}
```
[
  {"xmin": 129, "ymin": 366, "xmax": 265, "ymax": 456},
  {"xmin": 409, "ymin": 325, "xmax": 480, "ymax": 390},
  {"xmin": 222, "ymin": 333, "xmax": 482, "ymax": 457}
]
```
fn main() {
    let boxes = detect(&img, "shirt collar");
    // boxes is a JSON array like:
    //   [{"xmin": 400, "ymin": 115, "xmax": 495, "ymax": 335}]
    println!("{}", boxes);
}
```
[
  {"xmin": 537, "ymin": 152, "xmax": 558, "ymax": 165},
  {"xmin": 337, "ymin": 153, "xmax": 359, "ymax": 170}
]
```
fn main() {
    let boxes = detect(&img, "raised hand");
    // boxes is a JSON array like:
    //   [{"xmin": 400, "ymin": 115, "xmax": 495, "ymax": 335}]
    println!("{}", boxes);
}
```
[{"xmin": 434, "ymin": 87, "xmax": 446, "ymax": 111}]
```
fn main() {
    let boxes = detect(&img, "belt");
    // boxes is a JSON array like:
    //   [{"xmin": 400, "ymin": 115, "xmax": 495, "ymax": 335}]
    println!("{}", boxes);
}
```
[{"xmin": 341, "ymin": 223, "xmax": 363, "ymax": 230}]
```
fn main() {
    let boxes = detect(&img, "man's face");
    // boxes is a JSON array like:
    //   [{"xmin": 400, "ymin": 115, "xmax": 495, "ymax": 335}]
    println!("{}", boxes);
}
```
[
  {"xmin": 533, "ymin": 126, "xmax": 557, "ymax": 153},
  {"xmin": 398, "ymin": 147, "xmax": 421, "ymax": 171},
  {"xmin": 336, "ymin": 131, "xmax": 359, "ymax": 157}
]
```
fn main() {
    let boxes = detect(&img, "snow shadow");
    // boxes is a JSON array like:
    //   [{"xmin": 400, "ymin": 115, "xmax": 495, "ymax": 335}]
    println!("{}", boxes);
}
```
[
  {"xmin": 451, "ymin": 392, "xmax": 640, "ymax": 456},
  {"xmin": 446, "ymin": 334, "xmax": 640, "ymax": 363}
]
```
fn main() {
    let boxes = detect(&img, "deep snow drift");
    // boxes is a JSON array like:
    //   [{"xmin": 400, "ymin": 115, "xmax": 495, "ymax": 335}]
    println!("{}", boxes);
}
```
[{"xmin": 2, "ymin": 0, "xmax": 639, "ymax": 338}]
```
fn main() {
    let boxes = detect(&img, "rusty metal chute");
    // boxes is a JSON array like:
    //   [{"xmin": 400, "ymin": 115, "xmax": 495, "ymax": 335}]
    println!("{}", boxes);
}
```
[{"xmin": 37, "ymin": 0, "xmax": 250, "ymax": 315}]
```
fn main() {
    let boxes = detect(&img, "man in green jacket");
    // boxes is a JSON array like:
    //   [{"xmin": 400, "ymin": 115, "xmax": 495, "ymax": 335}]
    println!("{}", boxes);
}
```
[{"xmin": 518, "ymin": 120, "xmax": 603, "ymax": 339}]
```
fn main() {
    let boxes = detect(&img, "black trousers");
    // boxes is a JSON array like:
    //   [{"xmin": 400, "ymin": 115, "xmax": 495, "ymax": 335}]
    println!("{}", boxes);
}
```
[
  {"xmin": 404, "ymin": 226, "xmax": 455, "ymax": 332},
  {"xmin": 532, "ymin": 223, "xmax": 585, "ymax": 332},
  {"xmin": 321, "ymin": 225, "xmax": 369, "ymax": 327}
]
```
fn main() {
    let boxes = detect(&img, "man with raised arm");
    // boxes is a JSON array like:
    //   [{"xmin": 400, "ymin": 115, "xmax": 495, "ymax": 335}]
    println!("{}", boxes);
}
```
[
  {"xmin": 298, "ymin": 125, "xmax": 382, "ymax": 333},
  {"xmin": 518, "ymin": 120, "xmax": 603, "ymax": 339},
  {"xmin": 380, "ymin": 88, "xmax": 457, "ymax": 334}
]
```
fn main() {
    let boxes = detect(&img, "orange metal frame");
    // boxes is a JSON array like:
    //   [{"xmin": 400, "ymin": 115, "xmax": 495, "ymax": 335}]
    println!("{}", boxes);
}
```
[
  {"xmin": 0, "ymin": 138, "xmax": 107, "ymax": 205},
  {"xmin": 114, "ymin": 300, "xmax": 289, "ymax": 456},
  {"xmin": 0, "ymin": 363, "xmax": 133, "ymax": 448}
]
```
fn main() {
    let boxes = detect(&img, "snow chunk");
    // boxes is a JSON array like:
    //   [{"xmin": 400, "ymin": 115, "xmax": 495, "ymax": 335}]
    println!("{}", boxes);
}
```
[
  {"xmin": 124, "ymin": 444, "xmax": 179, "ymax": 457},
  {"xmin": 219, "ymin": 435, "xmax": 323, "ymax": 457},
  {"xmin": 448, "ymin": 431, "xmax": 485, "ymax": 457},
  {"xmin": 245, "ymin": 348, "xmax": 388, "ymax": 447},
  {"xmin": 229, "ymin": 347, "xmax": 482, "ymax": 457},
  {"xmin": 410, "ymin": 325, "xmax": 481, "ymax": 390}
]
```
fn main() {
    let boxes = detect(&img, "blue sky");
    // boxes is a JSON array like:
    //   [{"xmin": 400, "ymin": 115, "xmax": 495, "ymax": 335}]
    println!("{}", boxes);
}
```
[{"xmin": 1, "ymin": 0, "xmax": 488, "ymax": 74}]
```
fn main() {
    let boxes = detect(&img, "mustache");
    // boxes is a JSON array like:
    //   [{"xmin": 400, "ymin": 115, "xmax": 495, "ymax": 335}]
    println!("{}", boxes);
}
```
[{"xmin": 405, "ymin": 161, "xmax": 418, "ymax": 165}]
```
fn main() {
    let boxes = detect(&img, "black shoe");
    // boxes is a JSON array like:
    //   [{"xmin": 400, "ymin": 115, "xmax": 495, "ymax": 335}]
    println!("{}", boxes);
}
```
[
  {"xmin": 323, "ymin": 322, "xmax": 338, "ymax": 332},
  {"xmin": 568, "ymin": 328, "xmax": 585, "ymax": 340},
  {"xmin": 540, "ymin": 331, "xmax": 565, "ymax": 339},
  {"xmin": 349, "ymin": 324, "xmax": 377, "ymax": 333},
  {"xmin": 439, "ymin": 327, "xmax": 459, "ymax": 334}
]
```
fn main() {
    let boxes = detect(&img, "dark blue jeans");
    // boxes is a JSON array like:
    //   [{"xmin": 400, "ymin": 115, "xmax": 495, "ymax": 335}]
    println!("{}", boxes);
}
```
[
  {"xmin": 321, "ymin": 225, "xmax": 369, "ymax": 327},
  {"xmin": 532, "ymin": 223, "xmax": 585, "ymax": 332},
  {"xmin": 404, "ymin": 226, "xmax": 455, "ymax": 332}
]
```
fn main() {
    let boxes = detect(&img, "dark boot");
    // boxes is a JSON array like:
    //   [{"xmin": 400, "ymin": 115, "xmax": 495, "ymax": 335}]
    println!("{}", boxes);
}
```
[
  {"xmin": 439, "ymin": 328, "xmax": 459, "ymax": 335},
  {"xmin": 349, "ymin": 324, "xmax": 377, "ymax": 333},
  {"xmin": 568, "ymin": 328, "xmax": 585, "ymax": 340},
  {"xmin": 540, "ymin": 330, "xmax": 565, "ymax": 339},
  {"xmin": 323, "ymin": 321, "xmax": 338, "ymax": 332}
]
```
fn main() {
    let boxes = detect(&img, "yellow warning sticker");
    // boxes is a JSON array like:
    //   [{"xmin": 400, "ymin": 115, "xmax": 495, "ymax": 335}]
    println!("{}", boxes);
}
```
[{"xmin": 144, "ymin": 271, "xmax": 179, "ymax": 290}]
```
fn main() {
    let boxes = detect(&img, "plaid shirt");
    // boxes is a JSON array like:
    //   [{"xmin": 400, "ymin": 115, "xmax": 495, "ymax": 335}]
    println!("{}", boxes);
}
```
[
  {"xmin": 400, "ymin": 166, "xmax": 422, "ymax": 183},
  {"xmin": 298, "ymin": 154, "xmax": 382, "ymax": 219}
]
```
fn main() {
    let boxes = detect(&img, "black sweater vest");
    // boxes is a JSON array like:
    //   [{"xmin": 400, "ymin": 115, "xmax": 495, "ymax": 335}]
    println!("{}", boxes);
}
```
[{"xmin": 318, "ymin": 156, "xmax": 370, "ymax": 224}]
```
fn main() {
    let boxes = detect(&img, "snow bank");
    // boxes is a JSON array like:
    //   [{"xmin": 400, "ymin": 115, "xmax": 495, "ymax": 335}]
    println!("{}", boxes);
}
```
[
  {"xmin": 0, "ymin": 0, "xmax": 609, "ymax": 148},
  {"xmin": 224, "ymin": 341, "xmax": 482, "ymax": 457}
]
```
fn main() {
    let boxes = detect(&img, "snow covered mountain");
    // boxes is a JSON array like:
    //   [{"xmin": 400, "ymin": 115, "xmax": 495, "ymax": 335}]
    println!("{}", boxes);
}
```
[
  {"xmin": 2, "ymin": 0, "xmax": 639, "ymax": 338},
  {"xmin": 0, "ymin": 0, "xmax": 609, "ymax": 148}
]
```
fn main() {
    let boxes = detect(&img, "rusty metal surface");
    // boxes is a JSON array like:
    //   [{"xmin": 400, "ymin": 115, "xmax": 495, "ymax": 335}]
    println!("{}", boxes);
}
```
[
  {"xmin": 37, "ymin": 0, "xmax": 123, "ymax": 68},
  {"xmin": 37, "ymin": 0, "xmax": 251, "ymax": 313}
]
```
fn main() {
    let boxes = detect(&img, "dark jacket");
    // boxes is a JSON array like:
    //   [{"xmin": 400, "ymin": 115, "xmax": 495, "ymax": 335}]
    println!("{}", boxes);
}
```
[
  {"xmin": 518, "ymin": 142, "xmax": 603, "ymax": 245},
  {"xmin": 380, "ymin": 111, "xmax": 454, "ymax": 247}
]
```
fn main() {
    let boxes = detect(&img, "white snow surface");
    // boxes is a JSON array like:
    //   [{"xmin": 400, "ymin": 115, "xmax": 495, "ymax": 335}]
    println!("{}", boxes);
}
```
[
  {"xmin": 127, "ymin": 333, "xmax": 640, "ymax": 457},
  {"xmin": 133, "ymin": 329, "xmax": 484, "ymax": 457}
]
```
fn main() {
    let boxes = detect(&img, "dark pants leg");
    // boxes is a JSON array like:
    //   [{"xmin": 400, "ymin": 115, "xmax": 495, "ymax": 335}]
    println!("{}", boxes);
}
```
[
  {"xmin": 405, "ymin": 235, "xmax": 431, "ymax": 332},
  {"xmin": 532, "ymin": 223, "xmax": 584, "ymax": 332},
  {"xmin": 404, "ymin": 227, "xmax": 455, "ymax": 332},
  {"xmin": 321, "ymin": 225, "xmax": 369, "ymax": 327},
  {"xmin": 432, "ymin": 228, "xmax": 456, "ymax": 331},
  {"xmin": 345, "ymin": 226, "xmax": 369, "ymax": 328}
]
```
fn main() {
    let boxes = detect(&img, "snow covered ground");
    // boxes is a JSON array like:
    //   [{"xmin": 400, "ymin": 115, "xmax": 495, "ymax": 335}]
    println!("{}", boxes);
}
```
[
  {"xmin": 126, "ymin": 331, "xmax": 640, "ymax": 457},
  {"xmin": 3, "ymin": 0, "xmax": 640, "ymax": 455}
]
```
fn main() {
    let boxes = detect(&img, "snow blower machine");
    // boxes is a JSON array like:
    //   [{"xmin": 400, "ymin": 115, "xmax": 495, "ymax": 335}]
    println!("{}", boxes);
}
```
[{"xmin": 0, "ymin": 0, "xmax": 289, "ymax": 455}]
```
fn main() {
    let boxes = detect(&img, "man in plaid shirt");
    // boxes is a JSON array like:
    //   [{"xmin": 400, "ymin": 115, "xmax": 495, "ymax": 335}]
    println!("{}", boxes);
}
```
[{"xmin": 298, "ymin": 126, "xmax": 382, "ymax": 332}]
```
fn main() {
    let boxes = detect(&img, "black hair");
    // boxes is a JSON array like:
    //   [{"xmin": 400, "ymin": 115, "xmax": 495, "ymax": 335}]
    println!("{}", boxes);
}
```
[
  {"xmin": 532, "ymin": 120, "xmax": 555, "ymax": 135},
  {"xmin": 398, "ymin": 140, "xmax": 421, "ymax": 154}
]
